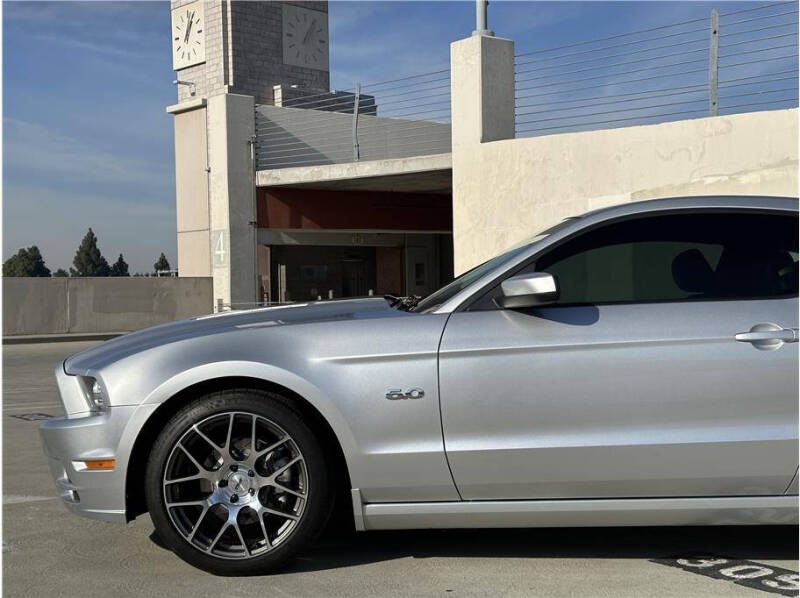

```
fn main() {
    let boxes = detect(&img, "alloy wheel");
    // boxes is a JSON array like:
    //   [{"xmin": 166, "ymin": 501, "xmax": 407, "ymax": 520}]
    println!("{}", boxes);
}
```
[{"xmin": 162, "ymin": 411, "xmax": 308, "ymax": 559}]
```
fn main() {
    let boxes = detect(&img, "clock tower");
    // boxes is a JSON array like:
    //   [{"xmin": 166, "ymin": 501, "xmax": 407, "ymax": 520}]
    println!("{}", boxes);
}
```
[
  {"xmin": 168, "ymin": 1, "xmax": 331, "ymax": 310},
  {"xmin": 170, "ymin": 0, "xmax": 330, "ymax": 105}
]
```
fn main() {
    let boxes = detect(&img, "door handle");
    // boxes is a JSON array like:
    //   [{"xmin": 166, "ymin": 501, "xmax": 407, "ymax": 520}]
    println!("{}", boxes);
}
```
[
  {"xmin": 735, "ymin": 323, "xmax": 797, "ymax": 350},
  {"xmin": 735, "ymin": 330, "xmax": 796, "ymax": 342}
]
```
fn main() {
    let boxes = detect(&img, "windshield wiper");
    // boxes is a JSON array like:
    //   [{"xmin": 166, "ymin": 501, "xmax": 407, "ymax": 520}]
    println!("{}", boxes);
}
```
[{"xmin": 384, "ymin": 294, "xmax": 421, "ymax": 311}]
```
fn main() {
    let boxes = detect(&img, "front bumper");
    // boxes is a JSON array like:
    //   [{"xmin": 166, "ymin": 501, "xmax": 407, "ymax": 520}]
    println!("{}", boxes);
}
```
[
  {"xmin": 39, "ymin": 407, "xmax": 138, "ymax": 524},
  {"xmin": 39, "ymin": 364, "xmax": 156, "ymax": 524}
]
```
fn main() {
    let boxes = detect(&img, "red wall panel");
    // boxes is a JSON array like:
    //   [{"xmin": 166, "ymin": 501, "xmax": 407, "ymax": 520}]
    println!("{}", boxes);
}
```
[{"xmin": 257, "ymin": 188, "xmax": 452, "ymax": 231}]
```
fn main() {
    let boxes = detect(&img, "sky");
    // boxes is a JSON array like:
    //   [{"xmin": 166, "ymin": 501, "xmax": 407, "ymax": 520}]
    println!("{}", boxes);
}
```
[{"xmin": 2, "ymin": 0, "xmax": 788, "ymax": 274}]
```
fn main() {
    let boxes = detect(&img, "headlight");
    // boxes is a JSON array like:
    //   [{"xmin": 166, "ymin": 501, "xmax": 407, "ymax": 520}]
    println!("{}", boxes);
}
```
[{"xmin": 80, "ymin": 376, "xmax": 107, "ymax": 412}]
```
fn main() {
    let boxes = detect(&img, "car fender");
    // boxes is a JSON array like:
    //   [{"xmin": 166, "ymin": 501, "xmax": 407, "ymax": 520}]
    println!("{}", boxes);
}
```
[{"xmin": 136, "ymin": 359, "xmax": 359, "ymax": 481}]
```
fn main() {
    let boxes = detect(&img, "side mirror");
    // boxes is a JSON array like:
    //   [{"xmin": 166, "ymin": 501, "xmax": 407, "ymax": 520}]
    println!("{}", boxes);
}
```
[{"xmin": 495, "ymin": 272, "xmax": 559, "ymax": 309}]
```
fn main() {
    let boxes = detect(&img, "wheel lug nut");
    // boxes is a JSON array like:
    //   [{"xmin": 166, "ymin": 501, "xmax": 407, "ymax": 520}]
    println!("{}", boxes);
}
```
[
  {"xmin": 230, "ymin": 464, "xmax": 238, "ymax": 472},
  {"xmin": 248, "ymin": 470, "xmax": 255, "ymax": 477},
  {"xmin": 249, "ymin": 488, "xmax": 256, "ymax": 495},
  {"xmin": 218, "ymin": 479, "xmax": 227, "ymax": 488},
  {"xmin": 230, "ymin": 494, "xmax": 238, "ymax": 503}
]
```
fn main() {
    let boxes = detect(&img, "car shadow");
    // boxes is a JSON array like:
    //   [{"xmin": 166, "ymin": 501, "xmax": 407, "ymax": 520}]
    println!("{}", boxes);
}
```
[{"xmin": 285, "ymin": 524, "xmax": 798, "ymax": 574}]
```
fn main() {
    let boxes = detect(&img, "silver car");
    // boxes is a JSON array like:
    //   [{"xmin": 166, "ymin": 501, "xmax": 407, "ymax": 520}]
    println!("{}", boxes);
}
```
[{"xmin": 40, "ymin": 196, "xmax": 799, "ymax": 575}]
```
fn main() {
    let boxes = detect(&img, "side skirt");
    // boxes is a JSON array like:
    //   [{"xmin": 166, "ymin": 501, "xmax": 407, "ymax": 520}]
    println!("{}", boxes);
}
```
[{"xmin": 357, "ymin": 495, "xmax": 798, "ymax": 531}]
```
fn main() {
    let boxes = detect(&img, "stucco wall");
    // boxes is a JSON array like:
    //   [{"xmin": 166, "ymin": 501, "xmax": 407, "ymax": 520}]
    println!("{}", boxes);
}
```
[
  {"xmin": 452, "ymin": 108, "xmax": 799, "ymax": 274},
  {"xmin": 3, "ymin": 277, "xmax": 213, "ymax": 336}
]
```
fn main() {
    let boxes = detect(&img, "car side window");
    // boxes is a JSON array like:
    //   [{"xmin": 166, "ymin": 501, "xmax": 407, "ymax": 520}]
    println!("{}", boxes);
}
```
[{"xmin": 470, "ymin": 211, "xmax": 798, "ymax": 310}]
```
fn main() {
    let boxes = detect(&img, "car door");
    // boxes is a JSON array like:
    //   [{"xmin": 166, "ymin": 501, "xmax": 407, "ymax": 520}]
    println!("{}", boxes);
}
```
[{"xmin": 438, "ymin": 210, "xmax": 798, "ymax": 500}]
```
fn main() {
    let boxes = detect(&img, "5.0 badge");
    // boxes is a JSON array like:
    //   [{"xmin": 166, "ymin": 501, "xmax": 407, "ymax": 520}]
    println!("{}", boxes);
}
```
[{"xmin": 385, "ymin": 387, "xmax": 425, "ymax": 401}]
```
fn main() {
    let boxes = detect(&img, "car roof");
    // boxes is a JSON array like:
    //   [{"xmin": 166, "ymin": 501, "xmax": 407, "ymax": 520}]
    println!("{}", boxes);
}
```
[
  {"xmin": 433, "ymin": 195, "xmax": 798, "ymax": 314},
  {"xmin": 578, "ymin": 195, "xmax": 798, "ymax": 222}
]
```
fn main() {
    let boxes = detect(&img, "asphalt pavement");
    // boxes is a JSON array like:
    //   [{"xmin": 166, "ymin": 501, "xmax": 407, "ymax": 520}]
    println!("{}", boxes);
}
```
[{"xmin": 3, "ymin": 341, "xmax": 797, "ymax": 597}]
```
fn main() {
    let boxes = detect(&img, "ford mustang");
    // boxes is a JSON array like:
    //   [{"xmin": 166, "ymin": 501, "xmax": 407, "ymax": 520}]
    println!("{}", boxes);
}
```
[{"xmin": 40, "ymin": 196, "xmax": 799, "ymax": 575}]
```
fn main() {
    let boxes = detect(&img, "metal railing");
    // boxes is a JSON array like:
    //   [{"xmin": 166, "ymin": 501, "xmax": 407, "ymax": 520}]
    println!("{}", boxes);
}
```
[
  {"xmin": 255, "ymin": 69, "xmax": 451, "ymax": 170},
  {"xmin": 216, "ymin": 294, "xmax": 380, "ymax": 312},
  {"xmin": 216, "ymin": 300, "xmax": 291, "ymax": 312},
  {"xmin": 515, "ymin": 2, "xmax": 798, "ymax": 137}
]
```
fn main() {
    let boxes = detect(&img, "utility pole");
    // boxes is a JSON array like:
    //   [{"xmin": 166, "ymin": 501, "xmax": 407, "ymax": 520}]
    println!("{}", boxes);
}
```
[
  {"xmin": 473, "ymin": 0, "xmax": 494, "ymax": 36},
  {"xmin": 709, "ymin": 8, "xmax": 719, "ymax": 116}
]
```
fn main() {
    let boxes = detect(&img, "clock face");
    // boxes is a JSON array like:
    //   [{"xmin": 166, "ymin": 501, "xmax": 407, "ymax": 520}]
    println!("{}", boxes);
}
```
[
  {"xmin": 282, "ymin": 4, "xmax": 329, "ymax": 71},
  {"xmin": 171, "ymin": 1, "xmax": 205, "ymax": 71}
]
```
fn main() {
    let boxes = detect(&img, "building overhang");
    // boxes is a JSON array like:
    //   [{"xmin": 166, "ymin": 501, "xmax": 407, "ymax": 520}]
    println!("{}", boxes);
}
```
[
  {"xmin": 166, "ymin": 97, "xmax": 207, "ymax": 114},
  {"xmin": 255, "ymin": 153, "xmax": 452, "ymax": 194}
]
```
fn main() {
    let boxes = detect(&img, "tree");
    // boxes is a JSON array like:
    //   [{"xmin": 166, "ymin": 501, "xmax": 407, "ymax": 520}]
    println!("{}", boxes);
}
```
[
  {"xmin": 2, "ymin": 246, "xmax": 51, "ymax": 277},
  {"xmin": 53, "ymin": 268, "xmax": 69, "ymax": 277},
  {"xmin": 153, "ymin": 252, "xmax": 171, "ymax": 273},
  {"xmin": 70, "ymin": 228, "xmax": 110, "ymax": 277},
  {"xmin": 110, "ymin": 254, "xmax": 130, "ymax": 277}
]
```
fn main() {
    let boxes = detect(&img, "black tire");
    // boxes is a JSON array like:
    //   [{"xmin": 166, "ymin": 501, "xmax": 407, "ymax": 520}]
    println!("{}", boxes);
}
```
[{"xmin": 145, "ymin": 389, "xmax": 332, "ymax": 575}]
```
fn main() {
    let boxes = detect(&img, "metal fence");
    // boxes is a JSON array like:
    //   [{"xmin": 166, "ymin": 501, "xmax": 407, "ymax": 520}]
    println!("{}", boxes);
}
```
[
  {"xmin": 255, "ymin": 3, "xmax": 797, "ymax": 167},
  {"xmin": 255, "ymin": 70, "xmax": 451, "ymax": 170},
  {"xmin": 515, "ymin": 2, "xmax": 799, "ymax": 137}
]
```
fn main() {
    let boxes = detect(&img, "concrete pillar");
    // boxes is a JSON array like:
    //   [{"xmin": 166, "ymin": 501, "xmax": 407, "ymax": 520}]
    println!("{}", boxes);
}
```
[
  {"xmin": 170, "ymin": 99, "xmax": 212, "ymax": 279},
  {"xmin": 450, "ymin": 34, "xmax": 515, "ymax": 147},
  {"xmin": 450, "ymin": 34, "xmax": 515, "ymax": 274},
  {"xmin": 206, "ymin": 93, "xmax": 257, "ymax": 309}
]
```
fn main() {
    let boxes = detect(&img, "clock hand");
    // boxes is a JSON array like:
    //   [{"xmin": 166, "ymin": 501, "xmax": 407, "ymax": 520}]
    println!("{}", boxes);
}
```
[
  {"xmin": 184, "ymin": 12, "xmax": 194, "ymax": 43},
  {"xmin": 302, "ymin": 19, "xmax": 317, "ymax": 45}
]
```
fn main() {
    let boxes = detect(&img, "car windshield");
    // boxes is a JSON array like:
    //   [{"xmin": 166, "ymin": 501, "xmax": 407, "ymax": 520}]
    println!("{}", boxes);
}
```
[{"xmin": 411, "ymin": 218, "xmax": 578, "ymax": 313}]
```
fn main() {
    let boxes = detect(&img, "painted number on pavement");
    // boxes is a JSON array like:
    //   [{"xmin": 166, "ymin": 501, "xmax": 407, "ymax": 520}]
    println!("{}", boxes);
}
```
[{"xmin": 653, "ymin": 554, "xmax": 799, "ymax": 596}]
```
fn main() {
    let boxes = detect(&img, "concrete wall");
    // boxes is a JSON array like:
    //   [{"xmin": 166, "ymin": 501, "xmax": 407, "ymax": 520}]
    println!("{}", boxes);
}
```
[
  {"xmin": 255, "ymin": 104, "xmax": 451, "ymax": 169},
  {"xmin": 169, "ymin": 92, "xmax": 257, "ymax": 310},
  {"xmin": 174, "ymin": 104, "xmax": 212, "ymax": 278},
  {"xmin": 452, "ymin": 108, "xmax": 799, "ymax": 274},
  {"xmin": 3, "ymin": 277, "xmax": 213, "ymax": 336},
  {"xmin": 207, "ymin": 93, "xmax": 257, "ymax": 308}
]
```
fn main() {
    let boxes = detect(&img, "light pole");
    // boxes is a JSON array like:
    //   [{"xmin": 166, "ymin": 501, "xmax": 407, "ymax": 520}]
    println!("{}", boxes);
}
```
[
  {"xmin": 172, "ymin": 79, "xmax": 197, "ymax": 96},
  {"xmin": 472, "ymin": 0, "xmax": 494, "ymax": 36}
]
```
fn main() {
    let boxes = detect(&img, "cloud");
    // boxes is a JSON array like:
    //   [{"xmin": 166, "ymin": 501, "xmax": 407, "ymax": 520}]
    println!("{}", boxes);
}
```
[
  {"xmin": 3, "ymin": 118, "xmax": 173, "ymax": 191},
  {"xmin": 326, "ymin": 1, "xmax": 585, "ymax": 92},
  {"xmin": 3, "ymin": 1, "xmax": 169, "ymax": 75},
  {"xmin": 329, "ymin": 3, "xmax": 456, "ymax": 88},
  {"xmin": 29, "ymin": 33, "xmax": 164, "ymax": 60},
  {"xmin": 3, "ymin": 1, "xmax": 165, "ymax": 25},
  {"xmin": 328, "ymin": 0, "xmax": 386, "ymax": 36},
  {"xmin": 492, "ymin": 1, "xmax": 584, "ymax": 38}
]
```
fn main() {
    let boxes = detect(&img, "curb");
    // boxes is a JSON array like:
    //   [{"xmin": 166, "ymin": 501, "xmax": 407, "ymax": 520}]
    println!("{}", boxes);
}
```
[{"xmin": 3, "ymin": 332, "xmax": 127, "ymax": 345}]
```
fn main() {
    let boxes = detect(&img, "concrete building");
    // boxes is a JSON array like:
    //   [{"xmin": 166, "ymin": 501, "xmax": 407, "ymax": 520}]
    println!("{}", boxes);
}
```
[
  {"xmin": 168, "ymin": 1, "xmax": 798, "ymax": 310},
  {"xmin": 168, "ymin": 0, "xmax": 453, "ymax": 309}
]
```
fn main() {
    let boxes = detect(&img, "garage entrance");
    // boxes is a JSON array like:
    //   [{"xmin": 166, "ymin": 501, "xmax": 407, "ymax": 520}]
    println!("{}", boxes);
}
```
[
  {"xmin": 263, "ymin": 232, "xmax": 452, "ymax": 302},
  {"xmin": 256, "ymin": 184, "xmax": 454, "ymax": 303}
]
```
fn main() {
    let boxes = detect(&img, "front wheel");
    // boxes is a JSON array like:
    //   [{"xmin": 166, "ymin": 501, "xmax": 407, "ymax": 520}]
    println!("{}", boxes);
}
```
[{"xmin": 145, "ymin": 390, "xmax": 331, "ymax": 575}]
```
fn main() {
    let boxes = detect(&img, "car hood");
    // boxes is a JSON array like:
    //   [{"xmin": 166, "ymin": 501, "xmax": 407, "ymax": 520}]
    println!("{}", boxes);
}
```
[{"xmin": 63, "ymin": 297, "xmax": 403, "ymax": 374}]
